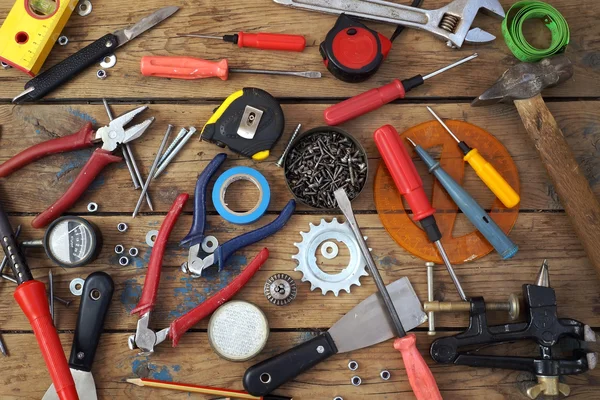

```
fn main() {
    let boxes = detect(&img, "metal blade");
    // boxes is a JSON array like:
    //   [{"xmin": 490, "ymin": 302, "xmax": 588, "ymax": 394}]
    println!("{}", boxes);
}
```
[
  {"xmin": 113, "ymin": 6, "xmax": 179, "ymax": 48},
  {"xmin": 328, "ymin": 277, "xmax": 426, "ymax": 353},
  {"xmin": 43, "ymin": 369, "xmax": 97, "ymax": 400}
]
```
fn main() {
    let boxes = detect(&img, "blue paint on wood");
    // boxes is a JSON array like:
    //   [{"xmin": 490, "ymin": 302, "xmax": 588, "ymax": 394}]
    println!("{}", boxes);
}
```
[
  {"xmin": 56, "ymin": 149, "xmax": 94, "ymax": 180},
  {"xmin": 120, "ymin": 278, "xmax": 141, "ymax": 313},
  {"xmin": 67, "ymin": 107, "xmax": 98, "ymax": 124},
  {"xmin": 131, "ymin": 358, "xmax": 177, "ymax": 382}
]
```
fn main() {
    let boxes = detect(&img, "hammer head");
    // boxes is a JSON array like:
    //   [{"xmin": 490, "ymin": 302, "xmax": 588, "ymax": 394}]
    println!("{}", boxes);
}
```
[{"xmin": 472, "ymin": 55, "xmax": 573, "ymax": 106}]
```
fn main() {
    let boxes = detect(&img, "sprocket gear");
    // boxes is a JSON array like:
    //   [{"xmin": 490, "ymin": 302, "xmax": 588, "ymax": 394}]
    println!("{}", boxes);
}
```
[{"xmin": 292, "ymin": 218, "xmax": 368, "ymax": 296}]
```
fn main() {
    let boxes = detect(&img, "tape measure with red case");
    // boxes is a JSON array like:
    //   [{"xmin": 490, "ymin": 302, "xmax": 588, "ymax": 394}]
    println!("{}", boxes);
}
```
[{"xmin": 319, "ymin": 14, "xmax": 392, "ymax": 83}]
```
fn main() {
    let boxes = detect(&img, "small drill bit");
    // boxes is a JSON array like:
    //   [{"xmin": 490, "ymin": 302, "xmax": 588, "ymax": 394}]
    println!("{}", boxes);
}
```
[{"xmin": 535, "ymin": 259, "xmax": 550, "ymax": 287}]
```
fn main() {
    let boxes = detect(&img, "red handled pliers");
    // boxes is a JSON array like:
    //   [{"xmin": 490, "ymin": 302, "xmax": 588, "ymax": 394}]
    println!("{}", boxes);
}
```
[
  {"xmin": 128, "ymin": 193, "xmax": 269, "ymax": 353},
  {"xmin": 0, "ymin": 106, "xmax": 154, "ymax": 228}
]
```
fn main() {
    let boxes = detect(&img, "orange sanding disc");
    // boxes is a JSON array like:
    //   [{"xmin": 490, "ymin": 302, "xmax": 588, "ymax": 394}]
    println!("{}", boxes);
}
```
[{"xmin": 374, "ymin": 120, "xmax": 520, "ymax": 264}]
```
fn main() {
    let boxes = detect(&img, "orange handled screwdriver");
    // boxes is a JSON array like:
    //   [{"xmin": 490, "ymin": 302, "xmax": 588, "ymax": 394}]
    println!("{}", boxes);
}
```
[
  {"xmin": 140, "ymin": 56, "xmax": 321, "ymax": 80},
  {"xmin": 427, "ymin": 107, "xmax": 520, "ymax": 208},
  {"xmin": 334, "ymin": 188, "xmax": 442, "ymax": 400},
  {"xmin": 178, "ymin": 32, "xmax": 306, "ymax": 52}
]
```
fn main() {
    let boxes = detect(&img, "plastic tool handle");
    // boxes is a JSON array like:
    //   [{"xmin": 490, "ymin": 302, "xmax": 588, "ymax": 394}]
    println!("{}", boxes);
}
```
[
  {"xmin": 180, "ymin": 153, "xmax": 227, "ymax": 247},
  {"xmin": 243, "ymin": 332, "xmax": 338, "ymax": 396},
  {"xmin": 0, "ymin": 123, "xmax": 96, "ymax": 177},
  {"xmin": 140, "ymin": 56, "xmax": 229, "ymax": 80},
  {"xmin": 69, "ymin": 272, "xmax": 114, "ymax": 372},
  {"xmin": 515, "ymin": 95, "xmax": 600, "ymax": 279},
  {"xmin": 393, "ymin": 334, "xmax": 442, "ymax": 400},
  {"xmin": 19, "ymin": 34, "xmax": 119, "ymax": 103},
  {"xmin": 464, "ymin": 148, "xmax": 520, "ymax": 209},
  {"xmin": 373, "ymin": 125, "xmax": 435, "ymax": 221},
  {"xmin": 131, "ymin": 193, "xmax": 189, "ymax": 316},
  {"xmin": 214, "ymin": 199, "xmax": 296, "ymax": 270},
  {"xmin": 413, "ymin": 144, "xmax": 518, "ymax": 260},
  {"xmin": 14, "ymin": 281, "xmax": 78, "ymax": 400},
  {"xmin": 32, "ymin": 149, "xmax": 122, "ymax": 229},
  {"xmin": 324, "ymin": 79, "xmax": 406, "ymax": 126},
  {"xmin": 169, "ymin": 248, "xmax": 269, "ymax": 346},
  {"xmin": 237, "ymin": 32, "xmax": 306, "ymax": 52}
]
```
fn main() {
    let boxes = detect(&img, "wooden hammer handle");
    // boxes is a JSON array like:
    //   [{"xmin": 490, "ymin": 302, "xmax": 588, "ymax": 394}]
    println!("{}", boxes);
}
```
[{"xmin": 515, "ymin": 95, "xmax": 600, "ymax": 277}]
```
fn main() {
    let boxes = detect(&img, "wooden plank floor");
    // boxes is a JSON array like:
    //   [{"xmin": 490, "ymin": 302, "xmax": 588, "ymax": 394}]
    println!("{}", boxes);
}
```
[{"xmin": 1, "ymin": 0, "xmax": 599, "ymax": 399}]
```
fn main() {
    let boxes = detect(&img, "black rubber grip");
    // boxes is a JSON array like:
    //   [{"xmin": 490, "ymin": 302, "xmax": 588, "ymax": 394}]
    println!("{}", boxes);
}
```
[
  {"xmin": 68, "ymin": 272, "xmax": 114, "ymax": 372},
  {"xmin": 0, "ymin": 201, "xmax": 32, "ymax": 283},
  {"xmin": 243, "ymin": 332, "xmax": 337, "ymax": 396},
  {"xmin": 23, "ymin": 34, "xmax": 119, "ymax": 102}
]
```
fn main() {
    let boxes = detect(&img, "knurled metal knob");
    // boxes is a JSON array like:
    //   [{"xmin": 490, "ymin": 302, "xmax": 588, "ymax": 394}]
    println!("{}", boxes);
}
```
[{"xmin": 264, "ymin": 273, "xmax": 297, "ymax": 306}]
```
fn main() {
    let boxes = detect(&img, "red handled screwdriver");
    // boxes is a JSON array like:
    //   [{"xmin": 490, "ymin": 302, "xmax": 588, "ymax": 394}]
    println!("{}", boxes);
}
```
[
  {"xmin": 140, "ymin": 56, "xmax": 320, "ymax": 80},
  {"xmin": 374, "ymin": 124, "xmax": 467, "ymax": 301},
  {"xmin": 324, "ymin": 53, "xmax": 478, "ymax": 126},
  {"xmin": 0, "ymin": 201, "xmax": 78, "ymax": 400},
  {"xmin": 178, "ymin": 32, "xmax": 306, "ymax": 52}
]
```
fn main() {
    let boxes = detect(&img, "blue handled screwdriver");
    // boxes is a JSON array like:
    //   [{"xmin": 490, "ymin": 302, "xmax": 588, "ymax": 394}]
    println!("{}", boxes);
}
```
[{"xmin": 406, "ymin": 137, "xmax": 518, "ymax": 260}]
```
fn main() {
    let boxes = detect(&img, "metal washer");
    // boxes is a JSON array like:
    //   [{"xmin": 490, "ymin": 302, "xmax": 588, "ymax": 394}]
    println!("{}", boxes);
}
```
[
  {"xmin": 146, "ymin": 230, "xmax": 159, "ymax": 247},
  {"xmin": 100, "ymin": 54, "xmax": 117, "ymax": 69},
  {"xmin": 201, "ymin": 235, "xmax": 219, "ymax": 253},
  {"xmin": 70, "ymin": 278, "xmax": 85, "ymax": 296},
  {"xmin": 321, "ymin": 241, "xmax": 339, "ymax": 259},
  {"xmin": 78, "ymin": 0, "xmax": 92, "ymax": 16}
]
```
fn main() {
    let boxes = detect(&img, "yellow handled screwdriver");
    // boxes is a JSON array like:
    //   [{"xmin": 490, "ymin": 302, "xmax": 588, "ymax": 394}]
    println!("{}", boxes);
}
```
[{"xmin": 427, "ymin": 106, "xmax": 520, "ymax": 208}]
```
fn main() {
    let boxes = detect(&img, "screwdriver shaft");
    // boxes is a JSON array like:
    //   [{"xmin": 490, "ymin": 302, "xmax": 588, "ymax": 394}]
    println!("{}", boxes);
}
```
[
  {"xmin": 178, "ymin": 34, "xmax": 222, "ymax": 40},
  {"xmin": 434, "ymin": 240, "xmax": 467, "ymax": 301},
  {"xmin": 422, "ymin": 53, "xmax": 478, "ymax": 81},
  {"xmin": 229, "ymin": 68, "xmax": 321, "ymax": 79},
  {"xmin": 426, "ymin": 106, "xmax": 460, "ymax": 142}
]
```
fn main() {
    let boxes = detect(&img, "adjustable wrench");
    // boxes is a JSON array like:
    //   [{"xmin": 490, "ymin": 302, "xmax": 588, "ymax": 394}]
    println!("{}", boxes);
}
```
[{"xmin": 273, "ymin": 0, "xmax": 505, "ymax": 48}]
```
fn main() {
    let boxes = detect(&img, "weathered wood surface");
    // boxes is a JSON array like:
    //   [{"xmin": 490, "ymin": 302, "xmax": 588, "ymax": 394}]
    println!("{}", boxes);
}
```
[
  {"xmin": 0, "ymin": 0, "xmax": 599, "ymax": 100},
  {"xmin": 2, "ymin": 332, "xmax": 598, "ymax": 400},
  {"xmin": 1, "ymin": 0, "xmax": 600, "ymax": 398},
  {"xmin": 0, "ymin": 102, "xmax": 598, "ymax": 214}
]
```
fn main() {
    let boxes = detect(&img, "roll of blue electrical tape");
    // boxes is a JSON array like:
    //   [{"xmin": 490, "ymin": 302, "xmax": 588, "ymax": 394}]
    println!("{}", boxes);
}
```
[{"xmin": 212, "ymin": 166, "xmax": 271, "ymax": 225}]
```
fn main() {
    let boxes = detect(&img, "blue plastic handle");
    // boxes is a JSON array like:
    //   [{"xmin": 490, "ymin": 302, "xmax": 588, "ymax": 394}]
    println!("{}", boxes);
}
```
[
  {"xmin": 214, "ymin": 199, "xmax": 296, "ymax": 270},
  {"xmin": 180, "ymin": 153, "xmax": 227, "ymax": 248},
  {"xmin": 413, "ymin": 145, "xmax": 518, "ymax": 260}
]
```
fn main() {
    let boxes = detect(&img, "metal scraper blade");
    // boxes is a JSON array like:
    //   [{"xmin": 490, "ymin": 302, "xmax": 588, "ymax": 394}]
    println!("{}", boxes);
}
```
[
  {"xmin": 42, "ymin": 369, "xmax": 97, "ymax": 400},
  {"xmin": 328, "ymin": 277, "xmax": 427, "ymax": 353}
]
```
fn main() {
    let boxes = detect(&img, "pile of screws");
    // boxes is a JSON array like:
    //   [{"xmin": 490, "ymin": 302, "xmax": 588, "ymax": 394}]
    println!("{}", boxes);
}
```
[{"xmin": 284, "ymin": 128, "xmax": 367, "ymax": 209}]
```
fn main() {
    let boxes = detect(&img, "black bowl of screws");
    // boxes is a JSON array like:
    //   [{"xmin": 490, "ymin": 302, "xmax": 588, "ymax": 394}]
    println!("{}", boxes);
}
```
[{"xmin": 284, "ymin": 126, "xmax": 368, "ymax": 209}]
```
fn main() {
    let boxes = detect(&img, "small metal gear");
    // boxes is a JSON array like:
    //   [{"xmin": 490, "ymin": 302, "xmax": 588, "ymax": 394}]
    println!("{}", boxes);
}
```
[
  {"xmin": 293, "ymin": 218, "xmax": 369, "ymax": 296},
  {"xmin": 264, "ymin": 273, "xmax": 297, "ymax": 306}
]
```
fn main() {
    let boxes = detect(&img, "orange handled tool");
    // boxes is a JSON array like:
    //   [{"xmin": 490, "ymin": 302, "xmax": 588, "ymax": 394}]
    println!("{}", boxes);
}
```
[
  {"xmin": 140, "ymin": 56, "xmax": 321, "ymax": 80},
  {"xmin": 179, "ymin": 32, "xmax": 306, "ymax": 52},
  {"xmin": 0, "ymin": 201, "xmax": 77, "ymax": 400},
  {"xmin": 334, "ymin": 189, "xmax": 442, "ymax": 400}
]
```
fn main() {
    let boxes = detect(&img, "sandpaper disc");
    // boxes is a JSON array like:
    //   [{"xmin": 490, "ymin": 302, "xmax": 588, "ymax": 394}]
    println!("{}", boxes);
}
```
[{"xmin": 374, "ymin": 120, "xmax": 520, "ymax": 264}]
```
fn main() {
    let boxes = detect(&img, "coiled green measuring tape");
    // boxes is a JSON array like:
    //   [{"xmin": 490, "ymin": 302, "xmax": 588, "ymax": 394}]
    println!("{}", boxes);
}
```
[{"xmin": 502, "ymin": 1, "xmax": 569, "ymax": 62}]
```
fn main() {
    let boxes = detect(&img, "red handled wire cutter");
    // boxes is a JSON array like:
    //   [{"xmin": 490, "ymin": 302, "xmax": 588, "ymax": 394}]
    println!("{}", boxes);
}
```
[
  {"xmin": 0, "ymin": 106, "xmax": 153, "ymax": 228},
  {"xmin": 128, "ymin": 193, "xmax": 270, "ymax": 353}
]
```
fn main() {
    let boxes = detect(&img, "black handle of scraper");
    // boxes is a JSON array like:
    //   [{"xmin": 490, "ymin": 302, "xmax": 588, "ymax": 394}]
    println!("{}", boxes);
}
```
[
  {"xmin": 243, "ymin": 333, "xmax": 338, "ymax": 396},
  {"xmin": 69, "ymin": 271, "xmax": 114, "ymax": 372}
]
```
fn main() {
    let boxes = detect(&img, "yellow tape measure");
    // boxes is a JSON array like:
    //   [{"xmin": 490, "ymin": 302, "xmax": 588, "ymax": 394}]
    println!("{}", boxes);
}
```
[{"xmin": 0, "ymin": 0, "xmax": 78, "ymax": 76}]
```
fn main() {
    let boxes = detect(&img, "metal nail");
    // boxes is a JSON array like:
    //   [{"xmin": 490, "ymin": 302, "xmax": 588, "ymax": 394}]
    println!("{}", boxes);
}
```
[
  {"xmin": 153, "ymin": 127, "xmax": 197, "ymax": 179},
  {"xmin": 132, "ymin": 125, "xmax": 173, "ymax": 217},
  {"xmin": 276, "ymin": 124, "xmax": 302, "ymax": 168}
]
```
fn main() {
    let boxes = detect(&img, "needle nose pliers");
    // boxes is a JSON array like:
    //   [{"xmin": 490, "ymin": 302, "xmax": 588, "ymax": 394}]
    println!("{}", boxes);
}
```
[
  {"xmin": 179, "ymin": 153, "xmax": 296, "ymax": 277},
  {"xmin": 0, "ymin": 106, "xmax": 154, "ymax": 228}
]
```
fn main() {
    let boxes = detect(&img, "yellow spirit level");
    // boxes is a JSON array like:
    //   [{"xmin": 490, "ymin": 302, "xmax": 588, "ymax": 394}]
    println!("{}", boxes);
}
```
[{"xmin": 0, "ymin": 0, "xmax": 78, "ymax": 76}]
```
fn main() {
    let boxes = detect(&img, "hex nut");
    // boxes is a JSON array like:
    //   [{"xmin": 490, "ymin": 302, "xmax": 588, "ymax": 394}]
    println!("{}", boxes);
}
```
[
  {"xmin": 87, "ymin": 202, "xmax": 98, "ymax": 212},
  {"xmin": 129, "ymin": 247, "xmax": 139, "ymax": 257},
  {"xmin": 348, "ymin": 360, "xmax": 358, "ymax": 371},
  {"xmin": 117, "ymin": 222, "xmax": 128, "ymax": 232},
  {"xmin": 0, "ymin": 62, "xmax": 11, "ymax": 69},
  {"xmin": 351, "ymin": 376, "xmax": 361, "ymax": 386},
  {"xmin": 380, "ymin": 370, "xmax": 391, "ymax": 380},
  {"xmin": 96, "ymin": 69, "xmax": 107, "ymax": 80},
  {"xmin": 119, "ymin": 256, "xmax": 129, "ymax": 266},
  {"xmin": 58, "ymin": 36, "xmax": 68, "ymax": 46},
  {"xmin": 114, "ymin": 244, "xmax": 124, "ymax": 254}
]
